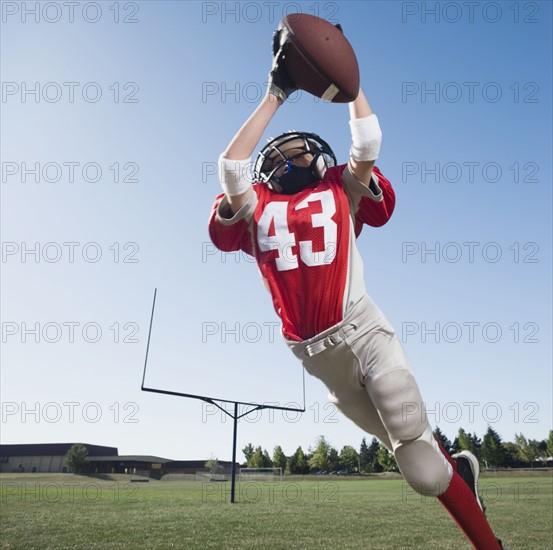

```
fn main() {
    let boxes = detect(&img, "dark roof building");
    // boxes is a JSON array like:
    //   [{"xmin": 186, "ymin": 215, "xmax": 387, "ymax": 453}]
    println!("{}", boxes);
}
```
[
  {"xmin": 0, "ymin": 443, "xmax": 118, "ymax": 473},
  {"xmin": 0, "ymin": 444, "xmax": 239, "ymax": 477}
]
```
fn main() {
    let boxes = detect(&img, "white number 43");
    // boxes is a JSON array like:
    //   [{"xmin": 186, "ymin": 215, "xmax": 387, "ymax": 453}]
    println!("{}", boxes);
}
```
[{"xmin": 257, "ymin": 190, "xmax": 337, "ymax": 271}]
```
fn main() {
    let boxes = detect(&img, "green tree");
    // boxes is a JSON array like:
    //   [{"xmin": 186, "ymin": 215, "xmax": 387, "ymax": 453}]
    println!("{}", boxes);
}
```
[
  {"xmin": 205, "ymin": 456, "xmax": 224, "ymax": 475},
  {"xmin": 339, "ymin": 445, "xmax": 359, "ymax": 472},
  {"xmin": 433, "ymin": 427, "xmax": 452, "ymax": 453},
  {"xmin": 502, "ymin": 442, "xmax": 523, "ymax": 468},
  {"xmin": 370, "ymin": 438, "xmax": 384, "ymax": 473},
  {"xmin": 546, "ymin": 430, "xmax": 553, "ymax": 459},
  {"xmin": 204, "ymin": 456, "xmax": 218, "ymax": 471},
  {"xmin": 515, "ymin": 434, "xmax": 541, "ymax": 467},
  {"xmin": 287, "ymin": 446, "xmax": 308, "ymax": 474},
  {"xmin": 359, "ymin": 438, "xmax": 370, "ymax": 472},
  {"xmin": 365, "ymin": 437, "xmax": 383, "ymax": 473},
  {"xmin": 376, "ymin": 446, "xmax": 397, "ymax": 472},
  {"xmin": 249, "ymin": 446, "xmax": 272, "ymax": 468},
  {"xmin": 481, "ymin": 426, "xmax": 504, "ymax": 469},
  {"xmin": 296, "ymin": 447, "xmax": 309, "ymax": 474},
  {"xmin": 64, "ymin": 443, "xmax": 88, "ymax": 474},
  {"xmin": 242, "ymin": 443, "xmax": 254, "ymax": 465},
  {"xmin": 262, "ymin": 449, "xmax": 273, "ymax": 468},
  {"xmin": 328, "ymin": 447, "xmax": 340, "ymax": 471},
  {"xmin": 457, "ymin": 428, "xmax": 481, "ymax": 458},
  {"xmin": 457, "ymin": 428, "xmax": 470, "ymax": 451},
  {"xmin": 272, "ymin": 446, "xmax": 287, "ymax": 471},
  {"xmin": 308, "ymin": 436, "xmax": 332, "ymax": 472}
]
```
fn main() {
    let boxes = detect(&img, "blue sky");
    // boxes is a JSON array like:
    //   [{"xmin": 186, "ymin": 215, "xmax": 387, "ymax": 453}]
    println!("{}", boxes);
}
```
[{"xmin": 1, "ymin": 1, "xmax": 551, "ymax": 461}]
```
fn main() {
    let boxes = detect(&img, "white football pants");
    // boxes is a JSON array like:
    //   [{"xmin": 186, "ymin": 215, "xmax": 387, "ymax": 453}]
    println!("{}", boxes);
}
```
[{"xmin": 285, "ymin": 294, "xmax": 452, "ymax": 496}]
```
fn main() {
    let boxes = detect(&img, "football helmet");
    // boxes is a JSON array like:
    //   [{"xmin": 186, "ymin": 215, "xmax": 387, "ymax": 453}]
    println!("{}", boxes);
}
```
[{"xmin": 253, "ymin": 131, "xmax": 337, "ymax": 194}]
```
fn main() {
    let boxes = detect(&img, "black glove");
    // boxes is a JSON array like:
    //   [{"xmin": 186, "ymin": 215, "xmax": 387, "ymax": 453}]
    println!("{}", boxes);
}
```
[{"xmin": 267, "ymin": 29, "xmax": 297, "ymax": 103}]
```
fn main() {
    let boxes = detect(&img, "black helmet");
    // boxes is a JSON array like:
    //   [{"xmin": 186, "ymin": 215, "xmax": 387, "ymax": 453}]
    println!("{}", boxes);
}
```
[{"xmin": 253, "ymin": 131, "xmax": 337, "ymax": 193}]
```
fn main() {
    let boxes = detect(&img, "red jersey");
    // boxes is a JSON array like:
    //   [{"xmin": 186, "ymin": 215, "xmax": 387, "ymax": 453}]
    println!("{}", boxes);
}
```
[{"xmin": 208, "ymin": 164, "xmax": 395, "ymax": 341}]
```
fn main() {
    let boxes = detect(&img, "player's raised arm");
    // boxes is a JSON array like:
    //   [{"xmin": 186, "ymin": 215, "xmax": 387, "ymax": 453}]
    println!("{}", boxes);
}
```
[
  {"xmin": 347, "ymin": 88, "xmax": 382, "ymax": 185},
  {"xmin": 219, "ymin": 33, "xmax": 297, "ymax": 215},
  {"xmin": 342, "ymin": 87, "xmax": 395, "ymax": 228}
]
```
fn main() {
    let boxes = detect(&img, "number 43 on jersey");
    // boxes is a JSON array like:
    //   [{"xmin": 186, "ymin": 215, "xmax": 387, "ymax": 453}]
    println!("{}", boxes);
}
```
[{"xmin": 257, "ymin": 190, "xmax": 338, "ymax": 271}]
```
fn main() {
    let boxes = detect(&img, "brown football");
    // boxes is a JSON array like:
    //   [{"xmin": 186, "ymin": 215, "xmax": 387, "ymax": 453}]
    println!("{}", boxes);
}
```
[{"xmin": 279, "ymin": 14, "xmax": 360, "ymax": 103}]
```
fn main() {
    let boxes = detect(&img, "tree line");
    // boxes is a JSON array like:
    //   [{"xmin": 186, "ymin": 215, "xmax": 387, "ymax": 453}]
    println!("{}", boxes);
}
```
[{"xmin": 240, "ymin": 428, "xmax": 553, "ymax": 474}]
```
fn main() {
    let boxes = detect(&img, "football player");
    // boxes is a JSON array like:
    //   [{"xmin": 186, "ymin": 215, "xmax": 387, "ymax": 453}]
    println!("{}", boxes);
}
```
[{"xmin": 208, "ymin": 34, "xmax": 506, "ymax": 550}]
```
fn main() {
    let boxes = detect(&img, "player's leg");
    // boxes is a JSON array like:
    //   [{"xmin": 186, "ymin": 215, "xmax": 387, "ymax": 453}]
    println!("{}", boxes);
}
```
[
  {"xmin": 358, "ymin": 336, "xmax": 453, "ymax": 495},
  {"xmin": 299, "ymin": 343, "xmax": 393, "ymax": 450},
  {"xmin": 327, "ymin": 385, "xmax": 393, "ymax": 450},
  {"xmin": 357, "ymin": 323, "xmax": 502, "ymax": 549},
  {"xmin": 286, "ymin": 300, "xmax": 504, "ymax": 548},
  {"xmin": 285, "ymin": 297, "xmax": 396, "ymax": 448}
]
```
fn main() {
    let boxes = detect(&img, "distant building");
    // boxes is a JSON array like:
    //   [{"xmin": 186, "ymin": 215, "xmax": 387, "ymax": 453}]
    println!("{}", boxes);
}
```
[
  {"xmin": 0, "ymin": 443, "xmax": 239, "ymax": 478},
  {"xmin": 0, "ymin": 443, "xmax": 117, "ymax": 473}
]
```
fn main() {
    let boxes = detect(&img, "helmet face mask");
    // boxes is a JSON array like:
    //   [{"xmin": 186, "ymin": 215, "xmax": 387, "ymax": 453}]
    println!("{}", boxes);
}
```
[{"xmin": 253, "ymin": 132, "xmax": 337, "ymax": 194}]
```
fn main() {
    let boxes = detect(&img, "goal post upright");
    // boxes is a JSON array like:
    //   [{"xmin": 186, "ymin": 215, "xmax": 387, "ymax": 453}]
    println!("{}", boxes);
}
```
[
  {"xmin": 231, "ymin": 402, "xmax": 237, "ymax": 503},
  {"xmin": 140, "ymin": 288, "xmax": 306, "ymax": 503}
]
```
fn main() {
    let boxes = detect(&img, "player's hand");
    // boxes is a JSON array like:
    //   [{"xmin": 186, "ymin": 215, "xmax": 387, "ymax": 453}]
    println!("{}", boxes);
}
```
[{"xmin": 267, "ymin": 29, "xmax": 298, "ymax": 103}]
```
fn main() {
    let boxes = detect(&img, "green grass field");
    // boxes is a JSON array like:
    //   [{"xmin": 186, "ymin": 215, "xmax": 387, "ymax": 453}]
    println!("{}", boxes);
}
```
[{"xmin": 1, "ymin": 472, "xmax": 551, "ymax": 549}]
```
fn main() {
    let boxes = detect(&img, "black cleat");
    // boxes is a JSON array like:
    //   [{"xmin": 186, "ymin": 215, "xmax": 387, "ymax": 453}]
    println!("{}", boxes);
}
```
[
  {"xmin": 452, "ymin": 450, "xmax": 483, "ymax": 511},
  {"xmin": 453, "ymin": 452, "xmax": 508, "ymax": 549}
]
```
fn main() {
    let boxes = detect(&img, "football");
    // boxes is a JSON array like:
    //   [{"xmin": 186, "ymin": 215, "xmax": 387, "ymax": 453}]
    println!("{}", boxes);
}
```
[{"xmin": 279, "ymin": 14, "xmax": 360, "ymax": 103}]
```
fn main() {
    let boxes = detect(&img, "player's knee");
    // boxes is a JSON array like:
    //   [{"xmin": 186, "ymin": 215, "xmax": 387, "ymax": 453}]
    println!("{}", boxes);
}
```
[
  {"xmin": 394, "ymin": 429, "xmax": 452, "ymax": 497},
  {"xmin": 397, "ymin": 444, "xmax": 451, "ymax": 496}
]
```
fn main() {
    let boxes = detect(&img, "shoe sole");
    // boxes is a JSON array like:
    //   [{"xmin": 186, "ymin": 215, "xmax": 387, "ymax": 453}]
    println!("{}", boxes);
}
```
[{"xmin": 452, "ymin": 450, "xmax": 483, "ymax": 511}]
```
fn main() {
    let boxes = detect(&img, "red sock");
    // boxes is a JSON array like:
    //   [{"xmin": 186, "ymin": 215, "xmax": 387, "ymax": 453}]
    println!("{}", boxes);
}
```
[
  {"xmin": 438, "ymin": 471, "xmax": 501, "ymax": 549},
  {"xmin": 434, "ymin": 438, "xmax": 457, "ymax": 472},
  {"xmin": 434, "ymin": 437, "xmax": 500, "ymax": 548}
]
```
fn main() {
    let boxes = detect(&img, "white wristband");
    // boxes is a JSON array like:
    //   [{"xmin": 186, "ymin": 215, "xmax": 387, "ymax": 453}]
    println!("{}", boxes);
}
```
[
  {"xmin": 218, "ymin": 155, "xmax": 251, "ymax": 196},
  {"xmin": 349, "ymin": 114, "xmax": 382, "ymax": 162}
]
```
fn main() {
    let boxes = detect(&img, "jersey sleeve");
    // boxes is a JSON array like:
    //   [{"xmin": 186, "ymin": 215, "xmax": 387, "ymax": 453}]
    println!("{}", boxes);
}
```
[
  {"xmin": 341, "ymin": 164, "xmax": 396, "ymax": 235},
  {"xmin": 207, "ymin": 189, "xmax": 257, "ymax": 254}
]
